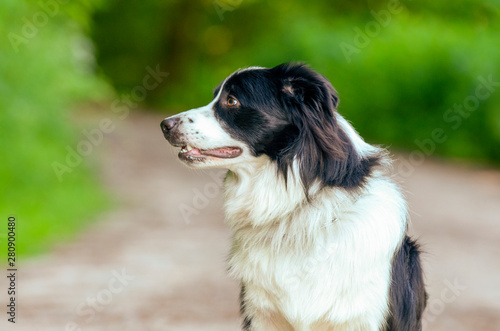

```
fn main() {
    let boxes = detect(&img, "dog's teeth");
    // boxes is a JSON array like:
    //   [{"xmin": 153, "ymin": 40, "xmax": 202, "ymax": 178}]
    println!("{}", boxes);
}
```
[{"xmin": 186, "ymin": 145, "xmax": 193, "ymax": 151}]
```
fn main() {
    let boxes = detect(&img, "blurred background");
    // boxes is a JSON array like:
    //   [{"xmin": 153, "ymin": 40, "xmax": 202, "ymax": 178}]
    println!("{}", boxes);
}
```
[{"xmin": 0, "ymin": 0, "xmax": 499, "ymax": 330}]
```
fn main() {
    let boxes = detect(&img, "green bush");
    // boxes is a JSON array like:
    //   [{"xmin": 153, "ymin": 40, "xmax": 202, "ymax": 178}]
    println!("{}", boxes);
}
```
[
  {"xmin": 331, "ymin": 17, "xmax": 500, "ymax": 162},
  {"xmin": 0, "ymin": 0, "xmax": 111, "ymax": 256}
]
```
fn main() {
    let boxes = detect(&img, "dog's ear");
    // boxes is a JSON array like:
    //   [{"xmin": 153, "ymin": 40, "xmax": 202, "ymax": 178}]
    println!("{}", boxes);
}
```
[
  {"xmin": 280, "ymin": 67, "xmax": 339, "ymax": 110},
  {"xmin": 274, "ymin": 63, "xmax": 371, "ymax": 192}
]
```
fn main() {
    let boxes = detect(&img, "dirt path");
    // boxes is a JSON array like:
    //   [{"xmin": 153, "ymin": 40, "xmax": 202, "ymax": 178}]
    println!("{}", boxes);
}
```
[{"xmin": 1, "ymin": 111, "xmax": 499, "ymax": 331}]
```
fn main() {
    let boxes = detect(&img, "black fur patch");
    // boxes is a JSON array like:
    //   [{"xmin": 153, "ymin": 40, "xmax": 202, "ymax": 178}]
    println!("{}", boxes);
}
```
[
  {"xmin": 386, "ymin": 236, "xmax": 427, "ymax": 331},
  {"xmin": 212, "ymin": 63, "xmax": 380, "ymax": 191},
  {"xmin": 240, "ymin": 284, "xmax": 251, "ymax": 330}
]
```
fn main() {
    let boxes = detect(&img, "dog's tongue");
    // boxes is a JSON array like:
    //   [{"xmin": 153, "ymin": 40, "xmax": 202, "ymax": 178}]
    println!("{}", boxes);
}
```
[
  {"xmin": 202, "ymin": 147, "xmax": 242, "ymax": 158},
  {"xmin": 186, "ymin": 148, "xmax": 202, "ymax": 156}
]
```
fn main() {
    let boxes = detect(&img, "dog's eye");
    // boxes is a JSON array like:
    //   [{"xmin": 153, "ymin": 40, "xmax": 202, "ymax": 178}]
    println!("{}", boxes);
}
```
[{"xmin": 227, "ymin": 97, "xmax": 239, "ymax": 107}]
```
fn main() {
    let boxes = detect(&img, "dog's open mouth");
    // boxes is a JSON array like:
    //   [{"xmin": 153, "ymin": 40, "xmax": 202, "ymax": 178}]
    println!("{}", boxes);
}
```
[{"xmin": 178, "ymin": 144, "xmax": 242, "ymax": 161}]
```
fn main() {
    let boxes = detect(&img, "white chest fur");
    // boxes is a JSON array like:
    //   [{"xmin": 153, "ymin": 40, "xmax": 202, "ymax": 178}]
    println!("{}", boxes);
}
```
[{"xmin": 223, "ymin": 164, "xmax": 407, "ymax": 330}]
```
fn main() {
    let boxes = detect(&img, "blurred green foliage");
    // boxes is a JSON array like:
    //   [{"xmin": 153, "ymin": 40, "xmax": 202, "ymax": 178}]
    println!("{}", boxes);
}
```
[
  {"xmin": 0, "ymin": 0, "xmax": 111, "ymax": 256},
  {"xmin": 93, "ymin": 0, "xmax": 500, "ymax": 163}
]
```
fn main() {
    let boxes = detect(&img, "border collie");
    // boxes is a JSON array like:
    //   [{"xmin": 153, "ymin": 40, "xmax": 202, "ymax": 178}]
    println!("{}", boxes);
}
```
[{"xmin": 161, "ymin": 63, "xmax": 427, "ymax": 330}]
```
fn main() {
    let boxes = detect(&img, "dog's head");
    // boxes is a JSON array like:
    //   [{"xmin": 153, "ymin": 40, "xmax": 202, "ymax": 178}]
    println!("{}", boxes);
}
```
[{"xmin": 161, "ymin": 63, "xmax": 379, "ymax": 190}]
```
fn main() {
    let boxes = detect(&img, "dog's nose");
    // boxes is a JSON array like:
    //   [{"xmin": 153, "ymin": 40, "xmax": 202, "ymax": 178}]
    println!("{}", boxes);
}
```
[{"xmin": 161, "ymin": 117, "xmax": 179, "ymax": 133}]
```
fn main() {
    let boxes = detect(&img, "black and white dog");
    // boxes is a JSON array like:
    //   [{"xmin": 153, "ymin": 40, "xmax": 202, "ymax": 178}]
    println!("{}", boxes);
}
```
[{"xmin": 161, "ymin": 63, "xmax": 427, "ymax": 330}]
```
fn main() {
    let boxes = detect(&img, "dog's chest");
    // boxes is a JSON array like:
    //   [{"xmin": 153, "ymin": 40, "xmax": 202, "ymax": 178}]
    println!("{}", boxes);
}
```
[
  {"xmin": 223, "ymin": 173, "xmax": 405, "ymax": 325},
  {"xmin": 228, "ymin": 225, "xmax": 392, "ymax": 324},
  {"xmin": 230, "ymin": 236, "xmax": 337, "ymax": 293},
  {"xmin": 230, "ymin": 237, "xmax": 329, "ymax": 316}
]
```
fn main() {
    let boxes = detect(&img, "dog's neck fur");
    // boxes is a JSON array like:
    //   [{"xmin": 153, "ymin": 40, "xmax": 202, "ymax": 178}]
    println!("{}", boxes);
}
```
[
  {"xmin": 224, "ymin": 158, "xmax": 310, "ymax": 228},
  {"xmin": 223, "ymin": 157, "xmax": 366, "ymax": 251}
]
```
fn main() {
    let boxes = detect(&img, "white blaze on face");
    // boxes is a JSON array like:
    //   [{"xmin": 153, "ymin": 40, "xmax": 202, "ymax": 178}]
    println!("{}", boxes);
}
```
[
  {"xmin": 168, "ymin": 79, "xmax": 233, "ymax": 145},
  {"xmin": 163, "ymin": 79, "xmax": 249, "ymax": 168}
]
